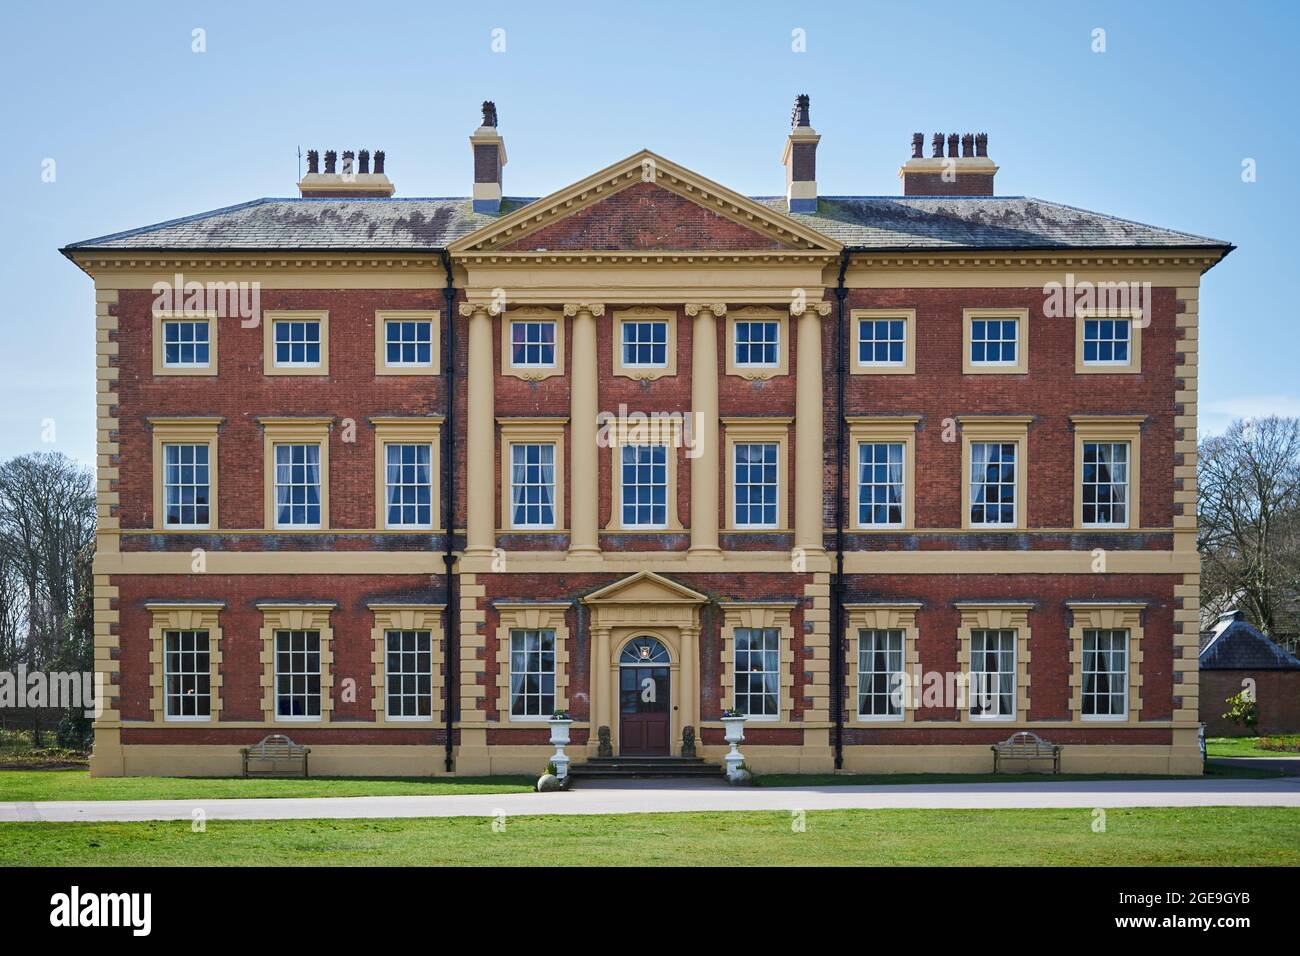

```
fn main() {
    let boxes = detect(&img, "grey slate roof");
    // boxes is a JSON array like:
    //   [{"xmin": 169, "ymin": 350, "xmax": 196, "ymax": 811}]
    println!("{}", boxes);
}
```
[
  {"xmin": 63, "ymin": 195, "xmax": 1230, "ymax": 254},
  {"xmin": 1199, "ymin": 614, "xmax": 1300, "ymax": 671}
]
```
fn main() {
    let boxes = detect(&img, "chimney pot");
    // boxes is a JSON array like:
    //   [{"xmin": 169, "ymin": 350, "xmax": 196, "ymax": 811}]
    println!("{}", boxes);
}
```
[
  {"xmin": 901, "ymin": 128, "xmax": 998, "ymax": 197},
  {"xmin": 791, "ymin": 93, "xmax": 811, "ymax": 129},
  {"xmin": 298, "ymin": 146, "xmax": 393, "ymax": 197},
  {"xmin": 782, "ymin": 94, "xmax": 820, "ymax": 213}
]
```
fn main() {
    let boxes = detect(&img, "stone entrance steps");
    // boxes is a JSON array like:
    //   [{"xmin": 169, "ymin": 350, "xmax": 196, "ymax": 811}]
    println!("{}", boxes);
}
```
[{"xmin": 568, "ymin": 756, "xmax": 723, "ymax": 780}]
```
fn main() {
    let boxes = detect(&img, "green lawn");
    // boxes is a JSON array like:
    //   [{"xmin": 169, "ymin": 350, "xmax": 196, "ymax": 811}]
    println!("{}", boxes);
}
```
[
  {"xmin": 2, "ymin": 807, "xmax": 1297, "ymax": 866},
  {"xmin": 1207, "ymin": 735, "xmax": 1300, "ymax": 758},
  {"xmin": 757, "ymin": 763, "xmax": 1281, "ymax": 787},
  {"xmin": 0, "ymin": 770, "xmax": 534, "ymax": 803}
]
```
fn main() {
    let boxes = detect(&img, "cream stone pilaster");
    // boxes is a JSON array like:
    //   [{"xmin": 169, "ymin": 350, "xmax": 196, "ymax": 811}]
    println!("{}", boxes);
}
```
[
  {"xmin": 793, "ymin": 300, "xmax": 832, "ymax": 554},
  {"xmin": 592, "ymin": 625, "xmax": 611, "ymax": 742},
  {"xmin": 686, "ymin": 303, "xmax": 725, "ymax": 557},
  {"xmin": 565, "ymin": 303, "xmax": 603, "ymax": 556},
  {"xmin": 461, "ymin": 301, "xmax": 499, "ymax": 555},
  {"xmin": 679, "ymin": 623, "xmax": 699, "ymax": 736}
]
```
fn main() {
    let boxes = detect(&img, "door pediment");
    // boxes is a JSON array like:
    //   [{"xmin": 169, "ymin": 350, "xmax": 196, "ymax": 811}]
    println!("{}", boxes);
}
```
[
  {"xmin": 449, "ymin": 150, "xmax": 841, "ymax": 256},
  {"xmin": 583, "ymin": 570, "xmax": 708, "ymax": 608}
]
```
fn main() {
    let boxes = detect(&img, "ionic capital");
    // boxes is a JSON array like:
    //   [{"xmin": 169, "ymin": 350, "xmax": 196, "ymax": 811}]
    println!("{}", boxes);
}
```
[
  {"xmin": 459, "ymin": 300, "xmax": 502, "ymax": 317},
  {"xmin": 685, "ymin": 303, "xmax": 727, "ymax": 318},
  {"xmin": 790, "ymin": 300, "xmax": 833, "ymax": 317},
  {"xmin": 562, "ymin": 302, "xmax": 605, "ymax": 318}
]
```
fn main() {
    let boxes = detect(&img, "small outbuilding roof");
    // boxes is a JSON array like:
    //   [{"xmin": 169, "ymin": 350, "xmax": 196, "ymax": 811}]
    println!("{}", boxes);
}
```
[{"xmin": 1199, "ymin": 611, "xmax": 1300, "ymax": 671}]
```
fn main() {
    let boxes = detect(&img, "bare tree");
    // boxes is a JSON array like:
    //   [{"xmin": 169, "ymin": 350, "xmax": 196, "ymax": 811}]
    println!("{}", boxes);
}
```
[{"xmin": 1198, "ymin": 416, "xmax": 1300, "ymax": 635}]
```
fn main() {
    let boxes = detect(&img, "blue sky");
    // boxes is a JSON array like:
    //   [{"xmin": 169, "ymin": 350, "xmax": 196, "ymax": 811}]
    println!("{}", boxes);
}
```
[{"xmin": 2, "ymin": 0, "xmax": 1295, "ymax": 467}]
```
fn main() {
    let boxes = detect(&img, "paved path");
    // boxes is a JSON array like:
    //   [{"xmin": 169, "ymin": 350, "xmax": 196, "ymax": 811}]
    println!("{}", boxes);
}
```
[{"xmin": 3, "ymin": 776, "xmax": 1300, "ymax": 823}]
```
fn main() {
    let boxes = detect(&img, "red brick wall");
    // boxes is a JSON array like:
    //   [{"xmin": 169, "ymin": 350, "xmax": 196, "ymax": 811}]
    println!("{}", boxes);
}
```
[
  {"xmin": 113, "ymin": 287, "xmax": 466, "ymax": 534},
  {"xmin": 114, "ymin": 573, "xmax": 443, "ymax": 724},
  {"xmin": 831, "ymin": 286, "xmax": 1179, "ymax": 532},
  {"xmin": 499, "ymin": 183, "xmax": 790, "ymax": 252},
  {"xmin": 1200, "ymin": 670, "xmax": 1300, "ymax": 736}
]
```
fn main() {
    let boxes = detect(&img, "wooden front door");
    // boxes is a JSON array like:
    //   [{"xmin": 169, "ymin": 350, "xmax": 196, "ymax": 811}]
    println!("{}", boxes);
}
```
[{"xmin": 619, "ymin": 664, "xmax": 670, "ymax": 755}]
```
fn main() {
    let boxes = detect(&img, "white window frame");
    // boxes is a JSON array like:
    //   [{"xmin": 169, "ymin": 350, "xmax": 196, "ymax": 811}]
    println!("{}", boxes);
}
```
[
  {"xmin": 620, "ymin": 319, "xmax": 669, "ymax": 368},
  {"xmin": 161, "ymin": 441, "xmax": 212, "ymax": 530},
  {"xmin": 383, "ymin": 317, "xmax": 434, "ymax": 368},
  {"xmin": 732, "ymin": 626, "xmax": 782, "ymax": 721},
  {"xmin": 856, "ymin": 628, "xmax": 906, "ymax": 721},
  {"xmin": 732, "ymin": 441, "xmax": 780, "ymax": 530},
  {"xmin": 619, "ymin": 444, "xmax": 670, "ymax": 530},
  {"xmin": 271, "ymin": 317, "xmax": 323, "ymax": 369},
  {"xmin": 274, "ymin": 629, "xmax": 323, "ymax": 722},
  {"xmin": 963, "ymin": 308, "xmax": 1029, "ymax": 374},
  {"xmin": 163, "ymin": 629, "xmax": 212, "ymax": 721},
  {"xmin": 508, "ymin": 319, "xmax": 558, "ymax": 368},
  {"xmin": 856, "ymin": 440, "xmax": 906, "ymax": 529},
  {"xmin": 1081, "ymin": 628, "xmax": 1129, "ymax": 721},
  {"xmin": 384, "ymin": 629, "xmax": 435, "ymax": 721},
  {"xmin": 967, "ymin": 628, "xmax": 1017, "ymax": 721},
  {"xmin": 857, "ymin": 316, "xmax": 907, "ymax": 369},
  {"xmin": 273, "ymin": 442, "xmax": 324, "ymax": 530},
  {"xmin": 161, "ymin": 319, "xmax": 212, "ymax": 369},
  {"xmin": 383, "ymin": 441, "xmax": 435, "ymax": 530},
  {"xmin": 508, "ymin": 628, "xmax": 557, "ymax": 721},
  {"xmin": 508, "ymin": 442, "xmax": 558, "ymax": 530},
  {"xmin": 733, "ymin": 319, "xmax": 781, "ymax": 369},
  {"xmin": 1081, "ymin": 440, "xmax": 1130, "ymax": 529}
]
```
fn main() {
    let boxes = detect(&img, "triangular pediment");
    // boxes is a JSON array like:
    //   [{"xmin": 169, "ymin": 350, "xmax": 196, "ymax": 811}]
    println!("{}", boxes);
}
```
[
  {"xmin": 582, "ymin": 570, "xmax": 709, "ymax": 606},
  {"xmin": 450, "ymin": 150, "xmax": 841, "ymax": 255}
]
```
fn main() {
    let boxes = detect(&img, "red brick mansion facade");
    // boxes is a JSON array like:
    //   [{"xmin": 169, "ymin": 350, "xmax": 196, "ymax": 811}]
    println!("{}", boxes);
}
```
[{"xmin": 63, "ymin": 100, "xmax": 1230, "ymax": 776}]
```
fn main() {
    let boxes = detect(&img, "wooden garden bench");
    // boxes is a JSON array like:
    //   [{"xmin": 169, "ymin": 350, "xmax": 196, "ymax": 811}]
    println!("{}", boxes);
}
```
[
  {"xmin": 241, "ymin": 734, "xmax": 310, "ymax": 778},
  {"xmin": 990, "ymin": 731, "xmax": 1062, "ymax": 774}
]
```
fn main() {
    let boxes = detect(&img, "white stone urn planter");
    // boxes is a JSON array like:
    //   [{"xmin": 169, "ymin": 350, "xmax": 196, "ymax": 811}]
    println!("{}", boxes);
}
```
[
  {"xmin": 720, "ymin": 713, "xmax": 747, "ymax": 781},
  {"xmin": 548, "ymin": 715, "xmax": 573, "ymax": 782}
]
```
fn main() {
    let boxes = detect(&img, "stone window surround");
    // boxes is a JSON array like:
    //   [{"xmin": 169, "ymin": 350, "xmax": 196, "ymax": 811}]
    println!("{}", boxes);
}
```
[
  {"xmin": 722, "ymin": 417, "xmax": 792, "ymax": 532},
  {"xmin": 958, "ymin": 415, "xmax": 1032, "ymax": 531},
  {"xmin": 846, "ymin": 416, "xmax": 920, "ymax": 531},
  {"xmin": 603, "ymin": 416, "xmax": 684, "ymax": 531},
  {"xmin": 1067, "ymin": 601, "xmax": 1145, "ymax": 723},
  {"xmin": 146, "ymin": 602, "xmax": 224, "ymax": 723},
  {"xmin": 369, "ymin": 603, "xmax": 445, "ymax": 724},
  {"xmin": 259, "ymin": 417, "xmax": 333, "ymax": 531},
  {"xmin": 501, "ymin": 306, "xmax": 565, "ymax": 381},
  {"xmin": 257, "ymin": 602, "xmax": 335, "ymax": 725},
  {"xmin": 493, "ymin": 603, "xmax": 571, "ymax": 723},
  {"xmin": 1071, "ymin": 415, "xmax": 1144, "ymax": 531},
  {"xmin": 850, "ymin": 308, "xmax": 916, "ymax": 375},
  {"xmin": 375, "ymin": 309, "xmax": 440, "ymax": 376},
  {"xmin": 149, "ymin": 417, "xmax": 222, "ymax": 531},
  {"xmin": 962, "ymin": 307, "xmax": 1029, "ymax": 375},
  {"xmin": 499, "ymin": 417, "xmax": 567, "ymax": 532},
  {"xmin": 612, "ymin": 307, "xmax": 677, "ymax": 380},
  {"xmin": 719, "ymin": 602, "xmax": 796, "ymax": 724},
  {"xmin": 371, "ymin": 416, "xmax": 443, "ymax": 531},
  {"xmin": 844, "ymin": 603, "xmax": 922, "ymax": 724},
  {"xmin": 1075, "ymin": 307, "xmax": 1144, "ymax": 374},
  {"xmin": 152, "ymin": 310, "xmax": 218, "ymax": 376},
  {"xmin": 725, "ymin": 306, "xmax": 789, "ymax": 380},
  {"xmin": 263, "ymin": 309, "xmax": 329, "ymax": 376},
  {"xmin": 955, "ymin": 602, "xmax": 1032, "ymax": 723}
]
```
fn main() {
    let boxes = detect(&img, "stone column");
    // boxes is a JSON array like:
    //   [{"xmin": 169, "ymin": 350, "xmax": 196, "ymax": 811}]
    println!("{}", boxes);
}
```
[
  {"xmin": 794, "ymin": 301, "xmax": 832, "ymax": 554},
  {"xmin": 566, "ymin": 303, "xmax": 603, "ymax": 557},
  {"xmin": 686, "ymin": 303, "xmax": 724, "ymax": 557},
  {"xmin": 461, "ymin": 302, "xmax": 496, "ymax": 555}
]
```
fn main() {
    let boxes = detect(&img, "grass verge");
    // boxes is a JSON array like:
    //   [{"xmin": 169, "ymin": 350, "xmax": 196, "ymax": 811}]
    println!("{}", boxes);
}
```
[{"xmin": 1, "ymin": 807, "xmax": 1297, "ymax": 866}]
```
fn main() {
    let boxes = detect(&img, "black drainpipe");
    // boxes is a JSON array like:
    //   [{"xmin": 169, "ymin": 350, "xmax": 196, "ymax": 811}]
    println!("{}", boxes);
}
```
[
  {"xmin": 831, "ymin": 248, "xmax": 850, "ymax": 770},
  {"xmin": 439, "ymin": 250, "xmax": 458, "ymax": 773}
]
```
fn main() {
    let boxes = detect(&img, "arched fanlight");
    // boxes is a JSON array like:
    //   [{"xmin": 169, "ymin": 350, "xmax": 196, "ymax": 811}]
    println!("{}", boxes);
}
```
[{"xmin": 620, "ymin": 636, "xmax": 670, "ymax": 665}]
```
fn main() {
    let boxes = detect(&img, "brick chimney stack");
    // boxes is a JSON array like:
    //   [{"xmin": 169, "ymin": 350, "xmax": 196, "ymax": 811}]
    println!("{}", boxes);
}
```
[
  {"xmin": 298, "ymin": 146, "xmax": 394, "ymax": 197},
  {"xmin": 782, "ymin": 94, "xmax": 820, "ymax": 213},
  {"xmin": 471, "ymin": 100, "xmax": 507, "ymax": 215},
  {"xmin": 899, "ymin": 131, "xmax": 998, "ymax": 196}
]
